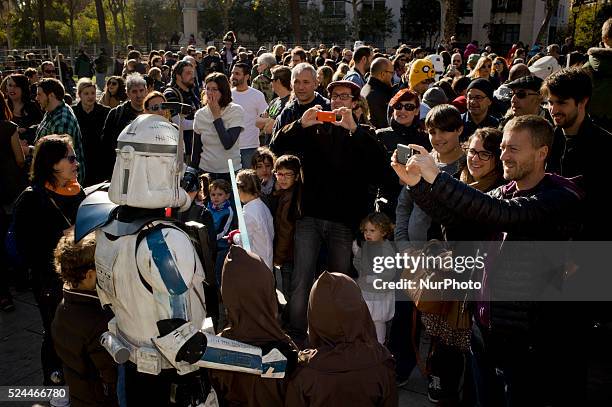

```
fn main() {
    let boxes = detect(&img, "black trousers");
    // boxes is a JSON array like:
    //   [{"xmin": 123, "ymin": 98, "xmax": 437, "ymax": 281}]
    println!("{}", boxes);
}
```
[
  {"xmin": 124, "ymin": 362, "xmax": 211, "ymax": 406},
  {"xmin": 32, "ymin": 284, "xmax": 63, "ymax": 385}
]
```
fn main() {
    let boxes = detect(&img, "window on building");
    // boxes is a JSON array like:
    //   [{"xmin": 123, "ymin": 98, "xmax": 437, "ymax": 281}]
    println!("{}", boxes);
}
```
[
  {"xmin": 491, "ymin": 0, "xmax": 522, "ymax": 13},
  {"xmin": 491, "ymin": 24, "xmax": 520, "ymax": 45},
  {"xmin": 456, "ymin": 23, "xmax": 472, "ymax": 44},
  {"xmin": 298, "ymin": 0, "xmax": 308, "ymax": 13},
  {"xmin": 460, "ymin": 0, "xmax": 473, "ymax": 17},
  {"xmin": 323, "ymin": 0, "xmax": 346, "ymax": 17}
]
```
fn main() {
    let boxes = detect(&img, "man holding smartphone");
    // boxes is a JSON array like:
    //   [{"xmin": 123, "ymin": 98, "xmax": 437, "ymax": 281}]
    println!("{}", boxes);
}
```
[{"xmin": 270, "ymin": 80, "xmax": 387, "ymax": 342}]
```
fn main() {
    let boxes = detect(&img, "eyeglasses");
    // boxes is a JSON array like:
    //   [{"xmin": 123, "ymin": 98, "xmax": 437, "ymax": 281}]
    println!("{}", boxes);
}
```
[
  {"xmin": 392, "ymin": 102, "xmax": 417, "ymax": 111},
  {"xmin": 274, "ymin": 171, "xmax": 295, "ymax": 178},
  {"xmin": 467, "ymin": 95, "xmax": 487, "ymax": 102},
  {"xmin": 510, "ymin": 90, "xmax": 540, "ymax": 99},
  {"xmin": 331, "ymin": 93, "xmax": 353, "ymax": 101},
  {"xmin": 65, "ymin": 155, "xmax": 77, "ymax": 164},
  {"xmin": 466, "ymin": 148, "xmax": 494, "ymax": 161}
]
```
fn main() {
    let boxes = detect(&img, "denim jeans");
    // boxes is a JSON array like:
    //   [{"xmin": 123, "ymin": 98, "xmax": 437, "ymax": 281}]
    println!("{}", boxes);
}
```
[
  {"xmin": 288, "ymin": 216, "xmax": 353, "ymax": 338},
  {"xmin": 95, "ymin": 72, "xmax": 106, "ymax": 91},
  {"xmin": 240, "ymin": 147, "xmax": 258, "ymax": 170}
]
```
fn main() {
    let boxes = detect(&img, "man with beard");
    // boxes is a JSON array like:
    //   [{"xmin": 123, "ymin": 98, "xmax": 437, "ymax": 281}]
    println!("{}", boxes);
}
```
[
  {"xmin": 344, "ymin": 46, "xmax": 373, "ymax": 88},
  {"xmin": 393, "ymin": 114, "xmax": 584, "ymax": 406},
  {"xmin": 164, "ymin": 60, "xmax": 201, "ymax": 163},
  {"xmin": 544, "ymin": 67, "xmax": 612, "ymax": 239},
  {"xmin": 230, "ymin": 62, "xmax": 268, "ymax": 169}
]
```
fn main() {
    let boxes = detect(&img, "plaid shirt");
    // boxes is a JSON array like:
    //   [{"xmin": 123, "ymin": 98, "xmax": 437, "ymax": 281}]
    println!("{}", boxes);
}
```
[{"xmin": 36, "ymin": 102, "xmax": 86, "ymax": 183}]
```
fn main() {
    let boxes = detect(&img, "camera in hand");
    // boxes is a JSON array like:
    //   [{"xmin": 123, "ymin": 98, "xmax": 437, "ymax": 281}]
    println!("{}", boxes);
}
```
[
  {"xmin": 397, "ymin": 144, "xmax": 418, "ymax": 165},
  {"xmin": 181, "ymin": 167, "xmax": 200, "ymax": 192},
  {"xmin": 316, "ymin": 111, "xmax": 338, "ymax": 123}
]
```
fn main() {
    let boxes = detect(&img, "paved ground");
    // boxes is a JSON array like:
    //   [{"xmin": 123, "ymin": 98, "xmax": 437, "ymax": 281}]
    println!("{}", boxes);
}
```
[{"xmin": 0, "ymin": 289, "xmax": 431, "ymax": 406}]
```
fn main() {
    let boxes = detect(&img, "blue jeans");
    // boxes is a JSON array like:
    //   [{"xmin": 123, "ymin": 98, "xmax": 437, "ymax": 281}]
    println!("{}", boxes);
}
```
[
  {"xmin": 240, "ymin": 147, "xmax": 258, "ymax": 170},
  {"xmin": 288, "ymin": 217, "xmax": 353, "ymax": 338},
  {"xmin": 95, "ymin": 72, "xmax": 106, "ymax": 91}
]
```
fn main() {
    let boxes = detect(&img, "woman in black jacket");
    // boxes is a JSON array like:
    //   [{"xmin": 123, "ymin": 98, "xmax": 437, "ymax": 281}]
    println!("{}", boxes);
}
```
[
  {"xmin": 73, "ymin": 78, "xmax": 110, "ymax": 186},
  {"xmin": 13, "ymin": 134, "xmax": 85, "ymax": 385},
  {"xmin": 375, "ymin": 89, "xmax": 431, "ymax": 220}
]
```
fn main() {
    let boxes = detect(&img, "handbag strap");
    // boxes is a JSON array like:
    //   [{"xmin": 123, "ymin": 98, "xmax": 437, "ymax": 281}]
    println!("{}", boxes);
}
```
[{"xmin": 46, "ymin": 193, "xmax": 72, "ymax": 228}]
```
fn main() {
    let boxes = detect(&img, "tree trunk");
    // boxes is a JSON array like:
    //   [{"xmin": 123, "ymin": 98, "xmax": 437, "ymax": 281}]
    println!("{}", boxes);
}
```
[
  {"xmin": 119, "ymin": 0, "xmax": 128, "ymax": 45},
  {"xmin": 536, "ymin": 0, "xmax": 560, "ymax": 45},
  {"xmin": 94, "ymin": 0, "xmax": 109, "ymax": 49},
  {"xmin": 37, "ymin": 0, "xmax": 46, "ymax": 46},
  {"xmin": 288, "ymin": 0, "xmax": 301, "ymax": 44},
  {"xmin": 442, "ymin": 0, "xmax": 459, "ymax": 47},
  {"xmin": 351, "ymin": 0, "xmax": 359, "ymax": 41},
  {"xmin": 107, "ymin": 0, "xmax": 121, "ymax": 45}
]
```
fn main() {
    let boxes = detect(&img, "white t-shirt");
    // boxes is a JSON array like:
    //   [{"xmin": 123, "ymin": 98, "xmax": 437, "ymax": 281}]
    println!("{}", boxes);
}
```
[
  {"xmin": 243, "ymin": 197, "xmax": 274, "ymax": 271},
  {"xmin": 193, "ymin": 102, "xmax": 244, "ymax": 173},
  {"xmin": 231, "ymin": 87, "xmax": 268, "ymax": 149}
]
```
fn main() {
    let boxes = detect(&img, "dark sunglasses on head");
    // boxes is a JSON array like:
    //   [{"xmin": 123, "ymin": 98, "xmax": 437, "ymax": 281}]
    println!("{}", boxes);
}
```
[
  {"xmin": 510, "ymin": 90, "xmax": 540, "ymax": 99},
  {"xmin": 393, "ymin": 102, "xmax": 417, "ymax": 111},
  {"xmin": 65, "ymin": 155, "xmax": 77, "ymax": 164}
]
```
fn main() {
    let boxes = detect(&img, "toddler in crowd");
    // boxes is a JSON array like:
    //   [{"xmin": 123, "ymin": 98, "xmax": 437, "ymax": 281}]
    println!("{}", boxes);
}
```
[
  {"xmin": 206, "ymin": 177, "xmax": 236, "ymax": 286},
  {"xmin": 235, "ymin": 169, "xmax": 274, "ymax": 270},
  {"xmin": 352, "ymin": 212, "xmax": 397, "ymax": 344},
  {"xmin": 271, "ymin": 154, "xmax": 302, "ymax": 299}
]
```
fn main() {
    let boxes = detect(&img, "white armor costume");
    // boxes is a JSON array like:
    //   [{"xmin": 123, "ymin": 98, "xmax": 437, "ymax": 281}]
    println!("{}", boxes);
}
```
[{"xmin": 90, "ymin": 114, "xmax": 218, "ymax": 406}]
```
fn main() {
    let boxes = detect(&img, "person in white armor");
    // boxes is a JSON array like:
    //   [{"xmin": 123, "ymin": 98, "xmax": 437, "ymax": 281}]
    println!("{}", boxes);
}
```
[{"xmin": 86, "ymin": 114, "xmax": 217, "ymax": 406}]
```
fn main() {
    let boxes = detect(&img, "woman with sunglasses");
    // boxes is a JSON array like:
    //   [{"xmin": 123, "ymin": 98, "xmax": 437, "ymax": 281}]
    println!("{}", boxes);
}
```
[
  {"xmin": 98, "ymin": 76, "xmax": 127, "ymax": 109},
  {"xmin": 492, "ymin": 57, "xmax": 509, "ymax": 84},
  {"xmin": 143, "ymin": 91, "xmax": 169, "ymax": 119},
  {"xmin": 12, "ymin": 135, "xmax": 85, "ymax": 385},
  {"xmin": 73, "ymin": 78, "xmax": 110, "ymax": 186},
  {"xmin": 469, "ymin": 56, "xmax": 500, "ymax": 89},
  {"xmin": 375, "ymin": 89, "xmax": 431, "ymax": 220}
]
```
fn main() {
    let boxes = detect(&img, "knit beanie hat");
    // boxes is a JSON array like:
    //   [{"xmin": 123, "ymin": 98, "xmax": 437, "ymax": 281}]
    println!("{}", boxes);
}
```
[
  {"xmin": 423, "ymin": 87, "xmax": 448, "ymax": 107},
  {"xmin": 409, "ymin": 59, "xmax": 435, "ymax": 90},
  {"xmin": 466, "ymin": 78, "xmax": 494, "ymax": 100}
]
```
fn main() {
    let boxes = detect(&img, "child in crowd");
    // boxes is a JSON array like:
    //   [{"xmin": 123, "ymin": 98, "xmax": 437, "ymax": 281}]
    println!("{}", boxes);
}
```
[
  {"xmin": 206, "ymin": 177, "xmax": 236, "ymax": 286},
  {"xmin": 352, "ymin": 212, "xmax": 397, "ymax": 344},
  {"xmin": 251, "ymin": 146, "xmax": 276, "ymax": 207},
  {"xmin": 51, "ymin": 232, "xmax": 119, "ymax": 407},
  {"xmin": 272, "ymin": 155, "xmax": 302, "ymax": 299},
  {"xmin": 235, "ymin": 169, "xmax": 274, "ymax": 270}
]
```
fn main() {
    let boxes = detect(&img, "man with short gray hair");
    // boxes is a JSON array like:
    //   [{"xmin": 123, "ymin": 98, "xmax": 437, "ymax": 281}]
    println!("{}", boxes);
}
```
[
  {"xmin": 272, "ymin": 63, "xmax": 330, "ymax": 134},
  {"xmin": 101, "ymin": 73, "xmax": 147, "ymax": 179},
  {"xmin": 252, "ymin": 52, "xmax": 277, "ymax": 103}
]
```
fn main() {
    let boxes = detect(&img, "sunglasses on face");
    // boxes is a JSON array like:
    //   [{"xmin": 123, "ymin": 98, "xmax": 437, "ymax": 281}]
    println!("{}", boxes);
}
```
[
  {"xmin": 65, "ymin": 155, "xmax": 77, "ymax": 164},
  {"xmin": 44, "ymin": 70, "xmax": 55, "ymax": 74},
  {"xmin": 393, "ymin": 102, "xmax": 417, "ymax": 111},
  {"xmin": 108, "ymin": 81, "xmax": 118, "ymax": 86},
  {"xmin": 148, "ymin": 104, "xmax": 166, "ymax": 112},
  {"xmin": 510, "ymin": 90, "xmax": 540, "ymax": 99}
]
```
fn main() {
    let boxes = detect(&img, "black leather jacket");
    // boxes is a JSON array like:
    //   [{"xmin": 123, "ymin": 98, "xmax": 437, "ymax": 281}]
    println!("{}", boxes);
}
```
[{"xmin": 409, "ymin": 172, "xmax": 584, "ymax": 337}]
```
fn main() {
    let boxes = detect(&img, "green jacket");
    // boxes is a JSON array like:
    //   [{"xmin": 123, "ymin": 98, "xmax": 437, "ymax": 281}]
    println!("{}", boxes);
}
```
[
  {"xmin": 584, "ymin": 47, "xmax": 612, "ymax": 132},
  {"xmin": 252, "ymin": 69, "xmax": 275, "ymax": 104}
]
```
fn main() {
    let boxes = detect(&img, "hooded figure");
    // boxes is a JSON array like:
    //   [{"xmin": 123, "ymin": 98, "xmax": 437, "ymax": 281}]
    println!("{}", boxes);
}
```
[
  {"xmin": 285, "ymin": 272, "xmax": 397, "ymax": 407},
  {"xmin": 210, "ymin": 245, "xmax": 298, "ymax": 406}
]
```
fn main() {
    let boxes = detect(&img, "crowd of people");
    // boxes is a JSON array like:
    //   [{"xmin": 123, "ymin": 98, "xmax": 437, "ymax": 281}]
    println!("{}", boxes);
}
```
[{"xmin": 0, "ymin": 17, "xmax": 611, "ymax": 406}]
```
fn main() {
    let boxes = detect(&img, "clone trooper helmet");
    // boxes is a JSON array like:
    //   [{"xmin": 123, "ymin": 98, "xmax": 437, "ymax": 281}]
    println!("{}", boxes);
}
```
[
  {"xmin": 426, "ymin": 54, "xmax": 445, "ymax": 82},
  {"xmin": 108, "ymin": 114, "xmax": 190, "ymax": 210}
]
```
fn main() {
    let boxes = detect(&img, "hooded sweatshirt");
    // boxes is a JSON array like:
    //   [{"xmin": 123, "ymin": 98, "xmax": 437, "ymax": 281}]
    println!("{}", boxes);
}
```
[
  {"xmin": 210, "ymin": 245, "xmax": 298, "ymax": 407},
  {"xmin": 285, "ymin": 272, "xmax": 397, "ymax": 407}
]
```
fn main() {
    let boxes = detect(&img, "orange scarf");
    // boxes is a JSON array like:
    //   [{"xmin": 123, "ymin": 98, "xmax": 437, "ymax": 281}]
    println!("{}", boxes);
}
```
[{"xmin": 45, "ymin": 179, "xmax": 82, "ymax": 196}]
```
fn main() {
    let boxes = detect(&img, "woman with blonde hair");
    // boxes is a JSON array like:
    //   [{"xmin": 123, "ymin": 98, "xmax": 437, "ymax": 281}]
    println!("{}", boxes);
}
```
[
  {"xmin": 469, "ymin": 56, "xmax": 499, "ymax": 88},
  {"xmin": 332, "ymin": 62, "xmax": 350, "ymax": 81},
  {"xmin": 316, "ymin": 66, "xmax": 334, "ymax": 98}
]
